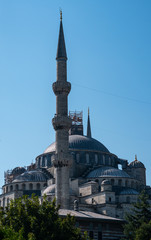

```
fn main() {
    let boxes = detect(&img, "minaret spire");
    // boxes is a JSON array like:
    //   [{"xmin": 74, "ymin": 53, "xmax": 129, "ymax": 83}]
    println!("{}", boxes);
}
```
[
  {"xmin": 52, "ymin": 13, "xmax": 72, "ymax": 209},
  {"xmin": 87, "ymin": 107, "xmax": 92, "ymax": 138},
  {"xmin": 56, "ymin": 10, "xmax": 67, "ymax": 60}
]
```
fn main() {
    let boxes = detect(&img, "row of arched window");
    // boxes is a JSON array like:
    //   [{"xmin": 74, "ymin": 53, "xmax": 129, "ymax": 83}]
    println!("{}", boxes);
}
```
[
  {"xmin": 76, "ymin": 153, "xmax": 116, "ymax": 166},
  {"xmin": 3, "ymin": 182, "xmax": 47, "ymax": 193}
]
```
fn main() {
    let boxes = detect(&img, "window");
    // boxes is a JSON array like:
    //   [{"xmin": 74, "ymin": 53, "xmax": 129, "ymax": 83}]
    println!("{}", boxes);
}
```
[
  {"xmin": 111, "ymin": 179, "xmax": 114, "ymax": 185},
  {"xmin": 95, "ymin": 154, "xmax": 98, "ymax": 164},
  {"xmin": 86, "ymin": 154, "xmax": 89, "ymax": 164},
  {"xmin": 103, "ymin": 155, "xmax": 105, "ymax": 165},
  {"xmin": 10, "ymin": 185, "xmax": 13, "ymax": 191},
  {"xmin": 118, "ymin": 179, "xmax": 122, "ymax": 186},
  {"xmin": 22, "ymin": 184, "xmax": 26, "ymax": 190},
  {"xmin": 6, "ymin": 186, "xmax": 8, "ymax": 193},
  {"xmin": 7, "ymin": 198, "xmax": 9, "ymax": 205},
  {"xmin": 3, "ymin": 198, "xmax": 5, "ymax": 208},
  {"xmin": 29, "ymin": 183, "xmax": 33, "ymax": 190},
  {"xmin": 16, "ymin": 184, "xmax": 19, "ymax": 191},
  {"xmin": 76, "ymin": 154, "xmax": 80, "ymax": 163},
  {"xmin": 109, "ymin": 197, "xmax": 111, "ymax": 202},
  {"xmin": 37, "ymin": 183, "xmax": 40, "ymax": 190},
  {"xmin": 109, "ymin": 157, "xmax": 111, "ymax": 165}
]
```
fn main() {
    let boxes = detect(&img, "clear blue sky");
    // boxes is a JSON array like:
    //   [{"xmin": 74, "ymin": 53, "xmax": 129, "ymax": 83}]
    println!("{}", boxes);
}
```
[{"xmin": 0, "ymin": 1, "xmax": 151, "ymax": 189}]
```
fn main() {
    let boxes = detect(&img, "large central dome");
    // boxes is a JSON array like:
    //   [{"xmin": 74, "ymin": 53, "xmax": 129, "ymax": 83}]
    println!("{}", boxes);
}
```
[{"xmin": 44, "ymin": 135, "xmax": 110, "ymax": 154}]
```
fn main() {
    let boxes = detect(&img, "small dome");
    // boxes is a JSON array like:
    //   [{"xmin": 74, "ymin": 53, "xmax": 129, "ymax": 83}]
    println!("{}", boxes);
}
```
[
  {"xmin": 13, "ymin": 170, "xmax": 48, "ymax": 182},
  {"xmin": 12, "ymin": 167, "xmax": 26, "ymax": 175},
  {"xmin": 44, "ymin": 135, "xmax": 109, "ymax": 154},
  {"xmin": 101, "ymin": 180, "xmax": 111, "ymax": 185},
  {"xmin": 119, "ymin": 188, "xmax": 139, "ymax": 195},
  {"xmin": 129, "ymin": 160, "xmax": 145, "ymax": 168},
  {"xmin": 86, "ymin": 166, "xmax": 130, "ymax": 178}
]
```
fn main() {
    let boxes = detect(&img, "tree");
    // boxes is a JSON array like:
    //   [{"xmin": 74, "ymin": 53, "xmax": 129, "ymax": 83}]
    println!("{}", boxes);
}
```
[
  {"xmin": 0, "ymin": 195, "xmax": 88, "ymax": 240},
  {"xmin": 123, "ymin": 191, "xmax": 151, "ymax": 240},
  {"xmin": 135, "ymin": 220, "xmax": 151, "ymax": 240}
]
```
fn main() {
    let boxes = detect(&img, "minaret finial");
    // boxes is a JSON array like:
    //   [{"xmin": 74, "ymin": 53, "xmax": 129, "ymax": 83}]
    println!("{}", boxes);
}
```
[
  {"xmin": 60, "ymin": 9, "xmax": 62, "ymax": 21},
  {"xmin": 88, "ymin": 107, "xmax": 90, "ymax": 116},
  {"xmin": 135, "ymin": 154, "xmax": 137, "ymax": 161}
]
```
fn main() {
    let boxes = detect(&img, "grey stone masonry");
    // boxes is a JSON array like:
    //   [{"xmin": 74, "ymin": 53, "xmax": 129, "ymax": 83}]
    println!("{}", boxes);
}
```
[{"xmin": 52, "ymin": 14, "xmax": 72, "ymax": 209}]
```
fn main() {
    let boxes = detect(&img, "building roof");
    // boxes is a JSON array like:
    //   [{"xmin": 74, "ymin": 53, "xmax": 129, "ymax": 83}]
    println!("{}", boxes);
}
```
[
  {"xmin": 59, "ymin": 209, "xmax": 124, "ymax": 222},
  {"xmin": 12, "ymin": 170, "xmax": 48, "ymax": 182},
  {"xmin": 44, "ymin": 135, "xmax": 110, "ymax": 154},
  {"xmin": 86, "ymin": 166, "xmax": 130, "ymax": 178}
]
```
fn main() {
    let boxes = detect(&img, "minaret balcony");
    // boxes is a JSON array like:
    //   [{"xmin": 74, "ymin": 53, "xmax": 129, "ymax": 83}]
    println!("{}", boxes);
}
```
[
  {"xmin": 52, "ymin": 115, "xmax": 72, "ymax": 130},
  {"xmin": 51, "ymin": 152, "xmax": 73, "ymax": 167},
  {"xmin": 52, "ymin": 81, "xmax": 71, "ymax": 95}
]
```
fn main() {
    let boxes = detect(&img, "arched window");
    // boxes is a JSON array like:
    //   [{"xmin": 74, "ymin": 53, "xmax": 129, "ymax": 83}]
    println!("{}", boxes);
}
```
[
  {"xmin": 95, "ymin": 154, "xmax": 98, "ymax": 164},
  {"xmin": 86, "ymin": 154, "xmax": 89, "ymax": 164},
  {"xmin": 103, "ymin": 155, "xmax": 105, "ymax": 165},
  {"xmin": 0, "ymin": 200, "xmax": 1, "ymax": 207},
  {"xmin": 3, "ymin": 198, "xmax": 5, "ymax": 208},
  {"xmin": 111, "ymin": 179, "xmax": 114, "ymax": 185},
  {"xmin": 125, "ymin": 180, "xmax": 128, "ymax": 187},
  {"xmin": 109, "ymin": 157, "xmax": 111, "ymax": 165},
  {"xmin": 6, "ymin": 186, "xmax": 8, "ymax": 193},
  {"xmin": 7, "ymin": 198, "xmax": 9, "ymax": 206},
  {"xmin": 10, "ymin": 185, "xmax": 13, "ymax": 191},
  {"xmin": 118, "ymin": 179, "xmax": 122, "ymax": 186},
  {"xmin": 16, "ymin": 184, "xmax": 19, "ymax": 191},
  {"xmin": 76, "ymin": 154, "xmax": 80, "ymax": 163},
  {"xmin": 29, "ymin": 183, "xmax": 33, "ymax": 190},
  {"xmin": 37, "ymin": 183, "xmax": 40, "ymax": 190},
  {"xmin": 22, "ymin": 184, "xmax": 26, "ymax": 190}
]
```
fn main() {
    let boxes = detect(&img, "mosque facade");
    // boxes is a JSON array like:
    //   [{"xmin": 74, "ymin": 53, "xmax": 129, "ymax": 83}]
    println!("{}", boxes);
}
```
[{"xmin": 0, "ymin": 13, "xmax": 151, "ymax": 239}]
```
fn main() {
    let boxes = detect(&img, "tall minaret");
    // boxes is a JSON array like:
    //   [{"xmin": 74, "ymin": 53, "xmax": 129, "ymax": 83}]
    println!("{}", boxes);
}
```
[{"xmin": 52, "ymin": 11, "xmax": 72, "ymax": 209}]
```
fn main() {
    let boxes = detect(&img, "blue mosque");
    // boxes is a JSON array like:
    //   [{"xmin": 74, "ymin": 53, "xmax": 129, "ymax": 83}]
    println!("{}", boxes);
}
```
[{"xmin": 0, "ymin": 12, "xmax": 150, "ymax": 240}]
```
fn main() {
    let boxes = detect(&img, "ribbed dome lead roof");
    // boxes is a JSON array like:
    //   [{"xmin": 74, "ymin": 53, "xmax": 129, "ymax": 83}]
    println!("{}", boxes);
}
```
[
  {"xmin": 86, "ymin": 166, "xmax": 130, "ymax": 178},
  {"xmin": 44, "ymin": 135, "xmax": 109, "ymax": 154}
]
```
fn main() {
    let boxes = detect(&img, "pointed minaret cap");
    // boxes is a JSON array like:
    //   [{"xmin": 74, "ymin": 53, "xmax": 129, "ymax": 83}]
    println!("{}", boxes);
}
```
[
  {"xmin": 135, "ymin": 154, "xmax": 137, "ymax": 161},
  {"xmin": 56, "ymin": 10, "xmax": 67, "ymax": 60},
  {"xmin": 87, "ymin": 107, "xmax": 92, "ymax": 138}
]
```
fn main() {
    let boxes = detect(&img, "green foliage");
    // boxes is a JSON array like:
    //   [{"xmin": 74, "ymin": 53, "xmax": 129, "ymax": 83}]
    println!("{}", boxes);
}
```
[
  {"xmin": 135, "ymin": 220, "xmax": 151, "ymax": 240},
  {"xmin": 124, "ymin": 191, "xmax": 151, "ymax": 240},
  {"xmin": 0, "ymin": 195, "xmax": 87, "ymax": 240}
]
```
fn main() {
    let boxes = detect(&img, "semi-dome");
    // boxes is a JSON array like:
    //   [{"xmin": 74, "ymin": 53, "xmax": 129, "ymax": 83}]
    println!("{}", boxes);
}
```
[
  {"xmin": 13, "ymin": 170, "xmax": 48, "ymax": 182},
  {"xmin": 86, "ymin": 166, "xmax": 130, "ymax": 178},
  {"xmin": 44, "ymin": 135, "xmax": 110, "ymax": 154},
  {"xmin": 42, "ymin": 184, "xmax": 55, "ymax": 195},
  {"xmin": 129, "ymin": 160, "xmax": 145, "ymax": 168},
  {"xmin": 42, "ymin": 184, "xmax": 75, "ymax": 196}
]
